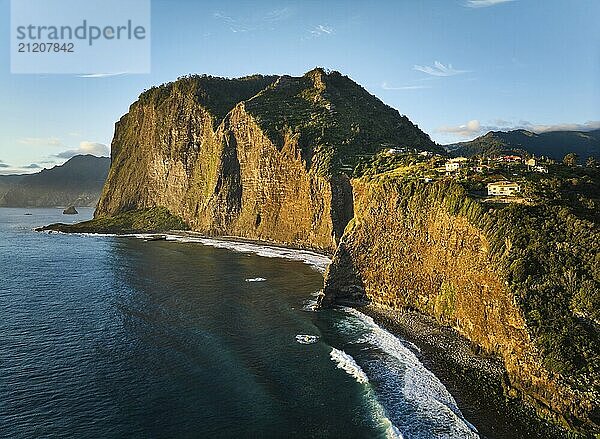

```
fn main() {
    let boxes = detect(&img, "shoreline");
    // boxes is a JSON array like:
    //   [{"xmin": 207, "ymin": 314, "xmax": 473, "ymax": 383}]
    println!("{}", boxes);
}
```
[
  {"xmin": 37, "ymin": 222, "xmax": 576, "ymax": 437},
  {"xmin": 360, "ymin": 304, "xmax": 572, "ymax": 439}
]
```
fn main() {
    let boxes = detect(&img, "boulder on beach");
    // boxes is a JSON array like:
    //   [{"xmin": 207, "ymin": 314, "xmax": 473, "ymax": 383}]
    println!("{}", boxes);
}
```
[{"xmin": 63, "ymin": 206, "xmax": 78, "ymax": 215}]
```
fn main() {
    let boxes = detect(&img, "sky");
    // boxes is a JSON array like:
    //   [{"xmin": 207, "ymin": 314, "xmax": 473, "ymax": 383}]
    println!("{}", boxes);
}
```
[{"xmin": 1, "ymin": 0, "xmax": 599, "ymax": 174}]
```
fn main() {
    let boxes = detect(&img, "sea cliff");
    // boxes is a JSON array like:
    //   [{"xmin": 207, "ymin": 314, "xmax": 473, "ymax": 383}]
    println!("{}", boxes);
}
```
[
  {"xmin": 43, "ymin": 69, "xmax": 599, "ymax": 437},
  {"xmin": 94, "ymin": 69, "xmax": 435, "ymax": 252},
  {"xmin": 323, "ymin": 177, "xmax": 599, "ymax": 436}
]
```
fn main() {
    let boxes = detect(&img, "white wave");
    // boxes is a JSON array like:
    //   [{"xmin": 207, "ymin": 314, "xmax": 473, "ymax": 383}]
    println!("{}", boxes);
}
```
[
  {"xmin": 330, "ymin": 348, "xmax": 369, "ymax": 384},
  {"xmin": 163, "ymin": 234, "xmax": 331, "ymax": 273},
  {"xmin": 329, "ymin": 347, "xmax": 403, "ymax": 438},
  {"xmin": 295, "ymin": 334, "xmax": 319, "ymax": 344},
  {"xmin": 245, "ymin": 277, "xmax": 266, "ymax": 282},
  {"xmin": 45, "ymin": 231, "xmax": 331, "ymax": 272},
  {"xmin": 339, "ymin": 307, "xmax": 479, "ymax": 438}
]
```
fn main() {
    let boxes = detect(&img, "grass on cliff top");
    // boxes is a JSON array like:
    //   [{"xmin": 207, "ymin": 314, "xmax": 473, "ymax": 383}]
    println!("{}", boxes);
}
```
[
  {"xmin": 40, "ymin": 207, "xmax": 189, "ymax": 234},
  {"xmin": 244, "ymin": 68, "xmax": 440, "ymax": 175}
]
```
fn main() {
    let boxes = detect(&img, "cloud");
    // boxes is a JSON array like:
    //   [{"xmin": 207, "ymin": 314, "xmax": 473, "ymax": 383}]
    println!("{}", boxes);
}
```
[
  {"xmin": 18, "ymin": 137, "xmax": 63, "ymax": 147},
  {"xmin": 0, "ymin": 163, "xmax": 10, "ymax": 168},
  {"xmin": 310, "ymin": 24, "xmax": 334, "ymax": 37},
  {"xmin": 414, "ymin": 61, "xmax": 468, "ymax": 77},
  {"xmin": 214, "ymin": 8, "xmax": 292, "ymax": 33},
  {"xmin": 23, "ymin": 163, "xmax": 41, "ymax": 169},
  {"xmin": 465, "ymin": 0, "xmax": 515, "ymax": 7},
  {"xmin": 382, "ymin": 82, "xmax": 432, "ymax": 90},
  {"xmin": 78, "ymin": 72, "xmax": 128, "ymax": 78},
  {"xmin": 55, "ymin": 141, "xmax": 109, "ymax": 159},
  {"xmin": 438, "ymin": 120, "xmax": 483, "ymax": 137},
  {"xmin": 438, "ymin": 119, "xmax": 600, "ymax": 139},
  {"xmin": 517, "ymin": 120, "xmax": 600, "ymax": 133}
]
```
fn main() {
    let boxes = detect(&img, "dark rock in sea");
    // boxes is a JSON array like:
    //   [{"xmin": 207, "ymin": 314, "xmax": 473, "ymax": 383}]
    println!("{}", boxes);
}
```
[{"xmin": 63, "ymin": 206, "xmax": 78, "ymax": 215}]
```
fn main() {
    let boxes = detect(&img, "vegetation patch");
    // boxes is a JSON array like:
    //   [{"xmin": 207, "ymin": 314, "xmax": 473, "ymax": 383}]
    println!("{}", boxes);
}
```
[{"xmin": 38, "ymin": 207, "xmax": 189, "ymax": 234}]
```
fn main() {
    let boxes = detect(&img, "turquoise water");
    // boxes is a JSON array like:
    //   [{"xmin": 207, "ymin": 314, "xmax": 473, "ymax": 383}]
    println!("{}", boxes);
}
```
[{"xmin": 0, "ymin": 208, "xmax": 480, "ymax": 438}]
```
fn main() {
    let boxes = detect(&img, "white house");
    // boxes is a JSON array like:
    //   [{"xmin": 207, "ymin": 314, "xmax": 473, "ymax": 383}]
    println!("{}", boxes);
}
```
[{"xmin": 487, "ymin": 181, "xmax": 521, "ymax": 196}]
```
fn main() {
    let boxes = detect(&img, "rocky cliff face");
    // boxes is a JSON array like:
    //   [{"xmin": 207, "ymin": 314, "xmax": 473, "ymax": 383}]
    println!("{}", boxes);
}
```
[
  {"xmin": 323, "ymin": 178, "xmax": 598, "ymax": 435},
  {"xmin": 96, "ymin": 69, "xmax": 436, "ymax": 251}
]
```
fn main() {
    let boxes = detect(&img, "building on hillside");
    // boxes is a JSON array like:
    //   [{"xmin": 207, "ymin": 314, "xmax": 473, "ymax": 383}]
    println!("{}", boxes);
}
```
[
  {"xmin": 445, "ymin": 161, "xmax": 460, "ymax": 172},
  {"xmin": 500, "ymin": 155, "xmax": 522, "ymax": 163},
  {"xmin": 526, "ymin": 158, "xmax": 537, "ymax": 167},
  {"xmin": 445, "ymin": 157, "xmax": 469, "ymax": 173},
  {"xmin": 487, "ymin": 181, "xmax": 521, "ymax": 196},
  {"xmin": 533, "ymin": 165, "xmax": 548, "ymax": 173}
]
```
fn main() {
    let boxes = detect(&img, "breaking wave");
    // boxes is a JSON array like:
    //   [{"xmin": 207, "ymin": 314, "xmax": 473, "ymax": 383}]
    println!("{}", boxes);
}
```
[
  {"xmin": 335, "ymin": 307, "xmax": 479, "ymax": 439},
  {"xmin": 330, "ymin": 348, "xmax": 369, "ymax": 384}
]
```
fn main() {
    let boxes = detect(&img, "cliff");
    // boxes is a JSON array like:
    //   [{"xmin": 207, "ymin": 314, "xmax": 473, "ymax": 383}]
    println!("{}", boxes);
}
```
[
  {"xmin": 323, "ymin": 178, "xmax": 599, "ymax": 436},
  {"xmin": 94, "ymin": 69, "xmax": 438, "ymax": 251},
  {"xmin": 0, "ymin": 155, "xmax": 109, "ymax": 207},
  {"xmin": 47, "ymin": 69, "xmax": 599, "ymax": 435}
]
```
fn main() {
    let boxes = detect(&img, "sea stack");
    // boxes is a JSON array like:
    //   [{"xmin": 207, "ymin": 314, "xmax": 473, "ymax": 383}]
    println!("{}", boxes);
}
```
[{"xmin": 63, "ymin": 206, "xmax": 78, "ymax": 215}]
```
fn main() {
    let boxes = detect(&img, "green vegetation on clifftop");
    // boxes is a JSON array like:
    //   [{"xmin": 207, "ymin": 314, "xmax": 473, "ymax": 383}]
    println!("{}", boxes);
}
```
[{"xmin": 39, "ymin": 207, "xmax": 188, "ymax": 234}]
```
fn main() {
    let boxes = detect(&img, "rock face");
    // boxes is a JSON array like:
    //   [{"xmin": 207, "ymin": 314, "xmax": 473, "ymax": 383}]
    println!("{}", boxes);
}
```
[
  {"xmin": 95, "ymin": 69, "xmax": 438, "ymax": 251},
  {"xmin": 323, "ymin": 178, "xmax": 598, "ymax": 435},
  {"xmin": 62, "ymin": 206, "xmax": 78, "ymax": 215},
  {"xmin": 90, "ymin": 68, "xmax": 598, "ymax": 435}
]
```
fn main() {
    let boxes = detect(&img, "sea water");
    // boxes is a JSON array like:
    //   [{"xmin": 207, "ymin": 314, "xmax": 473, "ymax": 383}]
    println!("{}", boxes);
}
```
[{"xmin": 0, "ymin": 207, "xmax": 480, "ymax": 438}]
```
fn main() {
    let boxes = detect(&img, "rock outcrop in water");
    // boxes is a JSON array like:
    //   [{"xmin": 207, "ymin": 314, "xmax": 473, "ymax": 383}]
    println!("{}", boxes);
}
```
[
  {"xmin": 94, "ymin": 69, "xmax": 438, "ymax": 251},
  {"xmin": 63, "ymin": 206, "xmax": 78, "ymax": 215}
]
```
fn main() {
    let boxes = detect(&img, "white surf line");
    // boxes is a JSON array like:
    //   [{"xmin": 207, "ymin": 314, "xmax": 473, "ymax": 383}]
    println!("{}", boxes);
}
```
[
  {"xmin": 341, "ymin": 306, "xmax": 479, "ymax": 437},
  {"xmin": 162, "ymin": 234, "xmax": 332, "ymax": 273},
  {"xmin": 45, "ymin": 230, "xmax": 332, "ymax": 273},
  {"xmin": 329, "ymin": 347, "xmax": 403, "ymax": 439}
]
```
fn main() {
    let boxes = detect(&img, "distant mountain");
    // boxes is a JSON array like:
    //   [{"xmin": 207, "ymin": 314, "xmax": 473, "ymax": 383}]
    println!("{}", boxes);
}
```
[
  {"xmin": 446, "ymin": 129, "xmax": 600, "ymax": 161},
  {"xmin": 0, "ymin": 174, "xmax": 25, "ymax": 200},
  {"xmin": 0, "ymin": 155, "xmax": 110, "ymax": 207}
]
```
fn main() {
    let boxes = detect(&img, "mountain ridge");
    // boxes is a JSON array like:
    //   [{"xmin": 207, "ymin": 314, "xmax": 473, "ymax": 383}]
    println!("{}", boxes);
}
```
[
  {"xmin": 0, "ymin": 155, "xmax": 110, "ymax": 207},
  {"xmin": 446, "ymin": 128, "xmax": 600, "ymax": 161}
]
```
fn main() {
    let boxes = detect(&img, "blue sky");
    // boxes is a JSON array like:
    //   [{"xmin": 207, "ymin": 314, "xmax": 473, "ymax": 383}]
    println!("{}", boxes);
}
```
[{"xmin": 1, "ymin": 0, "xmax": 599, "ymax": 174}]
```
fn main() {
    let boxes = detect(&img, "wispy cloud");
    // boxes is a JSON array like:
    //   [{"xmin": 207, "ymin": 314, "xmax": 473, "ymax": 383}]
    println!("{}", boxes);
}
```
[
  {"xmin": 438, "ymin": 119, "xmax": 600, "ymax": 139},
  {"xmin": 78, "ymin": 72, "xmax": 128, "ymax": 78},
  {"xmin": 381, "ymin": 82, "xmax": 431, "ymax": 91},
  {"xmin": 310, "ymin": 24, "xmax": 334, "ymax": 36},
  {"xmin": 55, "ymin": 141, "xmax": 109, "ymax": 159},
  {"xmin": 214, "ymin": 7, "xmax": 292, "ymax": 33},
  {"xmin": 519, "ymin": 120, "xmax": 600, "ymax": 133},
  {"xmin": 18, "ymin": 137, "xmax": 63, "ymax": 147},
  {"xmin": 414, "ymin": 61, "xmax": 468, "ymax": 77},
  {"xmin": 23, "ymin": 163, "xmax": 41, "ymax": 169},
  {"xmin": 465, "ymin": 0, "xmax": 515, "ymax": 8},
  {"xmin": 0, "ymin": 163, "xmax": 10, "ymax": 168}
]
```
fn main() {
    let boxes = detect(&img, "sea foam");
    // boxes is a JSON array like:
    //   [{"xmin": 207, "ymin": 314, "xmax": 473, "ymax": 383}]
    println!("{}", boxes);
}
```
[
  {"xmin": 338, "ymin": 307, "xmax": 479, "ymax": 438},
  {"xmin": 245, "ymin": 277, "xmax": 266, "ymax": 282},
  {"xmin": 330, "ymin": 347, "xmax": 369, "ymax": 384}
]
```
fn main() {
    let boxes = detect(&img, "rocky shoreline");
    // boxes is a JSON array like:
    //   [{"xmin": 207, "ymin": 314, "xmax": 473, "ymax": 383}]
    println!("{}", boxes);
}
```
[{"xmin": 360, "ymin": 304, "xmax": 575, "ymax": 439}]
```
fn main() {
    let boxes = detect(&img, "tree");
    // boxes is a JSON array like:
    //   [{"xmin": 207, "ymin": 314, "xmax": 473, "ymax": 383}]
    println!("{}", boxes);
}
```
[
  {"xmin": 563, "ymin": 153, "xmax": 579, "ymax": 167},
  {"xmin": 585, "ymin": 156, "xmax": 598, "ymax": 168}
]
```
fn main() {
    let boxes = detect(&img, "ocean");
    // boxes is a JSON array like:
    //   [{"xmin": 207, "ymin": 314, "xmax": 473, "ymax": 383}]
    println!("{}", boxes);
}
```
[{"xmin": 0, "ymin": 207, "xmax": 480, "ymax": 438}]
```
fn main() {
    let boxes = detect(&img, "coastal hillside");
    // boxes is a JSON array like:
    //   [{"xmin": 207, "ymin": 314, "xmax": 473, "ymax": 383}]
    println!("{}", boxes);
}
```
[
  {"xmin": 447, "ymin": 129, "xmax": 600, "ymax": 162},
  {"xmin": 323, "ymin": 173, "xmax": 599, "ymax": 436},
  {"xmin": 47, "ymin": 70, "xmax": 599, "ymax": 436},
  {"xmin": 0, "ymin": 155, "xmax": 110, "ymax": 208},
  {"xmin": 94, "ymin": 68, "xmax": 438, "ymax": 251},
  {"xmin": 0, "ymin": 174, "xmax": 25, "ymax": 201}
]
